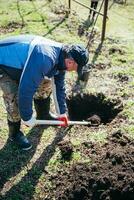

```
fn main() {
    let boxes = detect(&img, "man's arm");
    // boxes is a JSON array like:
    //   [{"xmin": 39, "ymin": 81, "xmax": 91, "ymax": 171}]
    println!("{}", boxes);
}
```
[
  {"xmin": 18, "ymin": 46, "xmax": 53, "ymax": 121},
  {"xmin": 72, "ymin": 64, "xmax": 91, "ymax": 94}
]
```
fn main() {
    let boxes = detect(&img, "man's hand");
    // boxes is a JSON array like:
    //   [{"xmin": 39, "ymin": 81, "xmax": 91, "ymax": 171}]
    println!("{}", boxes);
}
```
[
  {"xmin": 22, "ymin": 116, "xmax": 36, "ymax": 127},
  {"xmin": 58, "ymin": 114, "xmax": 69, "ymax": 127},
  {"xmin": 72, "ymin": 64, "xmax": 91, "ymax": 94}
]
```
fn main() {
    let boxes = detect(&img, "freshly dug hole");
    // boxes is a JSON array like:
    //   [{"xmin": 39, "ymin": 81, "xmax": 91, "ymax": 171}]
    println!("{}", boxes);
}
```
[{"xmin": 67, "ymin": 93, "xmax": 123, "ymax": 124}]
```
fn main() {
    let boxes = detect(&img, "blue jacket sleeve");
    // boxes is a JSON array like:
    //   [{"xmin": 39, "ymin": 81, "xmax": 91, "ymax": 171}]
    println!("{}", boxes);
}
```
[
  {"xmin": 54, "ymin": 71, "xmax": 68, "ymax": 114},
  {"xmin": 18, "ymin": 45, "xmax": 53, "ymax": 121}
]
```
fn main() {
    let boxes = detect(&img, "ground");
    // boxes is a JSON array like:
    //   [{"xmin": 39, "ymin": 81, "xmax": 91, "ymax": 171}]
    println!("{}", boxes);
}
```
[
  {"xmin": 50, "ymin": 131, "xmax": 134, "ymax": 200},
  {"xmin": 0, "ymin": 0, "xmax": 134, "ymax": 200}
]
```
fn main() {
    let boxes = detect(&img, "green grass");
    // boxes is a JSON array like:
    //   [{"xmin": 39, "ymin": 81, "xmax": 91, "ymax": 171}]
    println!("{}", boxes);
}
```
[{"xmin": 0, "ymin": 0, "xmax": 134, "ymax": 199}]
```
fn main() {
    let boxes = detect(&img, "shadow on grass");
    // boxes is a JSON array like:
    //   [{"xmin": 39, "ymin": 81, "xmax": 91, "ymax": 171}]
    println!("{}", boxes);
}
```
[
  {"xmin": 0, "ymin": 125, "xmax": 45, "ymax": 191},
  {"xmin": 29, "ymin": 0, "xmax": 69, "ymax": 36},
  {"xmin": 43, "ymin": 15, "xmax": 68, "ymax": 37},
  {"xmin": 0, "ymin": 126, "xmax": 71, "ymax": 199},
  {"xmin": 16, "ymin": 0, "xmax": 50, "ymax": 29},
  {"xmin": 16, "ymin": 0, "xmax": 68, "ymax": 37}
]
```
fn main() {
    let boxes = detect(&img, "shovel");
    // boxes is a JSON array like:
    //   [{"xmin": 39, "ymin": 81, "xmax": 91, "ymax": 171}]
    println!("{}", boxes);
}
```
[{"xmin": 35, "ymin": 119, "xmax": 91, "ymax": 126}]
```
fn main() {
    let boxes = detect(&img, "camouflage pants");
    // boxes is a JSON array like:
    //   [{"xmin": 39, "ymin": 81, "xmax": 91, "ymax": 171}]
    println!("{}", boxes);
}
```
[{"xmin": 0, "ymin": 70, "xmax": 52, "ymax": 122}]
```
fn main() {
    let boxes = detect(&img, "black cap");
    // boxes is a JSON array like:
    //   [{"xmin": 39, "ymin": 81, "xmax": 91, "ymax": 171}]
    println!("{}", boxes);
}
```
[{"xmin": 69, "ymin": 45, "xmax": 89, "ymax": 74}]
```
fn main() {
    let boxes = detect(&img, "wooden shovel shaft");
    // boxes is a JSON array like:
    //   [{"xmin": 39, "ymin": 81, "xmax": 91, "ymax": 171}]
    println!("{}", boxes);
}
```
[{"xmin": 35, "ymin": 120, "xmax": 90, "ymax": 126}]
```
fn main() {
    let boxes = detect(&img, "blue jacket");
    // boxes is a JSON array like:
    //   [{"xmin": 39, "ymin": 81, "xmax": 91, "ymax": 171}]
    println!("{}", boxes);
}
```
[{"xmin": 0, "ymin": 35, "xmax": 67, "ymax": 121}]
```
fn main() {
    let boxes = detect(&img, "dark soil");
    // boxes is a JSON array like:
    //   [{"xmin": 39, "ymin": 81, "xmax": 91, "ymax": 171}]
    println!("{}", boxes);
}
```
[
  {"xmin": 49, "ymin": 130, "xmax": 134, "ymax": 200},
  {"xmin": 87, "ymin": 114, "xmax": 101, "ymax": 126},
  {"xmin": 67, "ymin": 93, "xmax": 123, "ymax": 124},
  {"xmin": 58, "ymin": 140, "xmax": 74, "ymax": 161},
  {"xmin": 109, "ymin": 47, "xmax": 125, "ymax": 55},
  {"xmin": 91, "ymin": 63, "xmax": 108, "ymax": 70},
  {"xmin": 116, "ymin": 73, "xmax": 129, "ymax": 82},
  {"xmin": 0, "ymin": 22, "xmax": 23, "ymax": 33}
]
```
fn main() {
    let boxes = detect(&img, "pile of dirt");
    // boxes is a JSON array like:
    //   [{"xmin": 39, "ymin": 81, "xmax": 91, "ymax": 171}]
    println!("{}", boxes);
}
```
[
  {"xmin": 58, "ymin": 140, "xmax": 74, "ymax": 161},
  {"xmin": 49, "ymin": 130, "xmax": 134, "ymax": 200}
]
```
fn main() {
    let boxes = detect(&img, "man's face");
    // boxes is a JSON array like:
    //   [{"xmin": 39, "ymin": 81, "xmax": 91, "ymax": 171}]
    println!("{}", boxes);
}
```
[{"xmin": 65, "ymin": 58, "xmax": 78, "ymax": 72}]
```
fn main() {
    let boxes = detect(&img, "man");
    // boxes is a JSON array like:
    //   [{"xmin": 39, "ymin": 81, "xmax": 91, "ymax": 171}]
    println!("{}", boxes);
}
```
[{"xmin": 0, "ymin": 34, "xmax": 89, "ymax": 150}]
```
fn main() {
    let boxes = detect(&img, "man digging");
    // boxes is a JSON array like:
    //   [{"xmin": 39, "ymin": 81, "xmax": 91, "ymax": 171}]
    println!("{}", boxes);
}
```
[{"xmin": 0, "ymin": 34, "xmax": 89, "ymax": 150}]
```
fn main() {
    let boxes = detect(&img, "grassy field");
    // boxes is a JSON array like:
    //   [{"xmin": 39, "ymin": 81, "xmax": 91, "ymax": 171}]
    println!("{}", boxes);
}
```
[{"xmin": 0, "ymin": 0, "xmax": 134, "ymax": 199}]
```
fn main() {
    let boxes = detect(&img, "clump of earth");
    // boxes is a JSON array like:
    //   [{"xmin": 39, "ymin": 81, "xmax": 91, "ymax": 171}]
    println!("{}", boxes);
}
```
[
  {"xmin": 87, "ymin": 114, "xmax": 101, "ymax": 126},
  {"xmin": 58, "ymin": 140, "xmax": 73, "ymax": 161}
]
